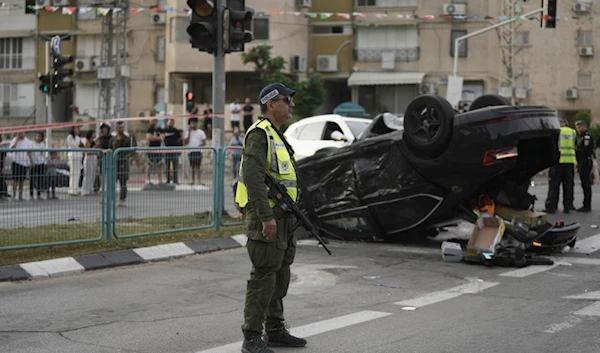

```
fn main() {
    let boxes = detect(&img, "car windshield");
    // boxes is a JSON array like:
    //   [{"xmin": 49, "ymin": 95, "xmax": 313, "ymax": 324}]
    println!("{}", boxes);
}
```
[{"xmin": 345, "ymin": 120, "xmax": 371, "ymax": 138}]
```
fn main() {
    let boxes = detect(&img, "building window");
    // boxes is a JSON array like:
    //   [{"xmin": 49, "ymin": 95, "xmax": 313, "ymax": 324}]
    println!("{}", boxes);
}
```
[
  {"xmin": 577, "ymin": 73, "xmax": 593, "ymax": 88},
  {"xmin": 171, "ymin": 17, "xmax": 191, "ymax": 43},
  {"xmin": 357, "ymin": 0, "xmax": 417, "ymax": 6},
  {"xmin": 516, "ymin": 31, "xmax": 530, "ymax": 46},
  {"xmin": 252, "ymin": 18, "xmax": 269, "ymax": 40},
  {"xmin": 156, "ymin": 36, "xmax": 165, "ymax": 62},
  {"xmin": 578, "ymin": 30, "xmax": 593, "ymax": 46},
  {"xmin": 0, "ymin": 38, "xmax": 23, "ymax": 70},
  {"xmin": 0, "ymin": 83, "xmax": 34, "ymax": 117},
  {"xmin": 450, "ymin": 30, "xmax": 467, "ymax": 57},
  {"xmin": 312, "ymin": 25, "xmax": 352, "ymax": 35}
]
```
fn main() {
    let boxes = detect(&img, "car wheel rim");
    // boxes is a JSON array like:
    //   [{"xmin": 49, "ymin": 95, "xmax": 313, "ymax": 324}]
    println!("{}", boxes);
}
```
[{"xmin": 409, "ymin": 105, "xmax": 441, "ymax": 143}]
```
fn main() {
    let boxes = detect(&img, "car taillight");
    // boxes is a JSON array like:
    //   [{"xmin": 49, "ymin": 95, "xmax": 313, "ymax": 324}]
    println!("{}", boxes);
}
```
[{"xmin": 483, "ymin": 147, "xmax": 518, "ymax": 166}]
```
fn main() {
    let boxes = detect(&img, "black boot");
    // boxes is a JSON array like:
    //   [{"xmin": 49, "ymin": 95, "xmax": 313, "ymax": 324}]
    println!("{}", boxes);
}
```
[
  {"xmin": 241, "ymin": 335, "xmax": 274, "ymax": 353},
  {"xmin": 576, "ymin": 206, "xmax": 592, "ymax": 213},
  {"xmin": 264, "ymin": 324, "xmax": 307, "ymax": 347}
]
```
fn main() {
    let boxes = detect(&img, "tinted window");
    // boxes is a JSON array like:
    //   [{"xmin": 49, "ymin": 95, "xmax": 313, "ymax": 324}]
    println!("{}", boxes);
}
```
[
  {"xmin": 298, "ymin": 122, "xmax": 326, "ymax": 140},
  {"xmin": 324, "ymin": 122, "xmax": 344, "ymax": 140}
]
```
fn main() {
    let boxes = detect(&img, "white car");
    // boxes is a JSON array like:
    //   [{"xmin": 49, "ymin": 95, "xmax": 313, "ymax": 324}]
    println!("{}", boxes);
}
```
[{"xmin": 284, "ymin": 114, "xmax": 373, "ymax": 160}]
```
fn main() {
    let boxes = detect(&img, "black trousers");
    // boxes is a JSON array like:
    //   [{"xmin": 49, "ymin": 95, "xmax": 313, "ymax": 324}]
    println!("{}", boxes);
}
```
[
  {"xmin": 545, "ymin": 163, "xmax": 574, "ymax": 211},
  {"xmin": 30, "ymin": 164, "xmax": 47, "ymax": 196},
  {"xmin": 578, "ymin": 158, "xmax": 593, "ymax": 208},
  {"xmin": 165, "ymin": 153, "xmax": 179, "ymax": 183}
]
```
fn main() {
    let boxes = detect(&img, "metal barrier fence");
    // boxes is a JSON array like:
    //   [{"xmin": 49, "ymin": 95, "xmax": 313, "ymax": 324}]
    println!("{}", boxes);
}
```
[{"xmin": 0, "ymin": 146, "xmax": 246, "ymax": 251}]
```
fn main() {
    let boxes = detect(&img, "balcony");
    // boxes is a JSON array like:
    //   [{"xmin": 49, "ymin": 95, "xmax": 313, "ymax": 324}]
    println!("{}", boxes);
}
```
[
  {"xmin": 0, "ymin": 106, "xmax": 35, "ymax": 118},
  {"xmin": 354, "ymin": 47, "xmax": 420, "ymax": 62}
]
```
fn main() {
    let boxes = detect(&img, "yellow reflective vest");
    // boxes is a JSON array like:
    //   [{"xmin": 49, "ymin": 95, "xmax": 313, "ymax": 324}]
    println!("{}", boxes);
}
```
[
  {"xmin": 235, "ymin": 118, "xmax": 298, "ymax": 209},
  {"xmin": 559, "ymin": 126, "xmax": 576, "ymax": 164}
]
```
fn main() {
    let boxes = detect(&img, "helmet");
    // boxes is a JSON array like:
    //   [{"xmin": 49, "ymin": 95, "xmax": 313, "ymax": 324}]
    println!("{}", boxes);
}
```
[{"xmin": 100, "ymin": 122, "xmax": 112, "ymax": 130}]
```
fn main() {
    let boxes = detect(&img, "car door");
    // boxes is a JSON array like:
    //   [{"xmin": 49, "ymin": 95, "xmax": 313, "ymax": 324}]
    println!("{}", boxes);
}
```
[{"xmin": 294, "ymin": 121, "xmax": 327, "ymax": 159}]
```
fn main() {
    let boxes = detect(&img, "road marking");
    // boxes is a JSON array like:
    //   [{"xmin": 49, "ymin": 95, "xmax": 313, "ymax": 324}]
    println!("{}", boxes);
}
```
[
  {"xmin": 498, "ymin": 264, "xmax": 559, "ymax": 278},
  {"xmin": 231, "ymin": 234, "xmax": 247, "ymax": 247},
  {"xmin": 392, "ymin": 279, "xmax": 499, "ymax": 308},
  {"xmin": 564, "ymin": 291, "xmax": 600, "ymax": 300},
  {"xmin": 194, "ymin": 310, "xmax": 392, "ymax": 353},
  {"xmin": 543, "ymin": 316, "xmax": 584, "ymax": 333},
  {"xmin": 574, "ymin": 301, "xmax": 600, "ymax": 316},
  {"xmin": 571, "ymin": 233, "xmax": 600, "ymax": 254},
  {"xmin": 289, "ymin": 264, "xmax": 358, "ymax": 295},
  {"xmin": 385, "ymin": 247, "xmax": 439, "ymax": 255}
]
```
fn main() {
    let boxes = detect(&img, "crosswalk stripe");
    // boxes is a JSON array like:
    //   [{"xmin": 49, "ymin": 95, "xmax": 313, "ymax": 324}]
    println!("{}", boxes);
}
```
[
  {"xmin": 392, "ymin": 280, "xmax": 499, "ymax": 308},
  {"xmin": 194, "ymin": 310, "xmax": 393, "ymax": 353},
  {"xmin": 571, "ymin": 233, "xmax": 600, "ymax": 254}
]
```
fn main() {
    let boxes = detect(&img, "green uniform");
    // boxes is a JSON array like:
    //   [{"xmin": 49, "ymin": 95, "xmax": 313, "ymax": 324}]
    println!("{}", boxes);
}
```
[{"xmin": 237, "ymin": 119, "xmax": 298, "ymax": 339}]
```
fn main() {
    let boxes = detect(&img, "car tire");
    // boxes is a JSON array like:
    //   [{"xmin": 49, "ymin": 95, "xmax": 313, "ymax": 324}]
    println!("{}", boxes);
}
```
[
  {"xmin": 403, "ymin": 95, "xmax": 455, "ymax": 158},
  {"xmin": 468, "ymin": 94, "xmax": 511, "ymax": 111}
]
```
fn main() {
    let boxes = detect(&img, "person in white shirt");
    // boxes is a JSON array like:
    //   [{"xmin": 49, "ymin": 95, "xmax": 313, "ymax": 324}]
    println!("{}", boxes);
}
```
[
  {"xmin": 66, "ymin": 126, "xmax": 83, "ymax": 196},
  {"xmin": 9, "ymin": 132, "xmax": 33, "ymax": 201},
  {"xmin": 183, "ymin": 118, "xmax": 207, "ymax": 185},
  {"xmin": 230, "ymin": 98, "xmax": 241, "ymax": 131},
  {"xmin": 83, "ymin": 130, "xmax": 100, "ymax": 196},
  {"xmin": 30, "ymin": 132, "xmax": 48, "ymax": 200}
]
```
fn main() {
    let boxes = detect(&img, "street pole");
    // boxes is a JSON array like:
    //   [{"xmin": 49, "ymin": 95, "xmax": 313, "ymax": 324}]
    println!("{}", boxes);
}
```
[
  {"xmin": 212, "ymin": 0, "xmax": 226, "ymax": 149},
  {"xmin": 45, "ymin": 41, "xmax": 52, "ymax": 148},
  {"xmin": 452, "ymin": 7, "xmax": 545, "ymax": 77},
  {"xmin": 182, "ymin": 82, "xmax": 190, "ymax": 180}
]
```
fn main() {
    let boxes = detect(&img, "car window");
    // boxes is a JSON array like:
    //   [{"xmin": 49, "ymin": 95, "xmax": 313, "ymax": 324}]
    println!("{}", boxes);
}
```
[
  {"xmin": 346, "ymin": 121, "xmax": 371, "ymax": 138},
  {"xmin": 323, "ymin": 122, "xmax": 344, "ymax": 140},
  {"xmin": 287, "ymin": 124, "xmax": 305, "ymax": 139},
  {"xmin": 298, "ymin": 121, "xmax": 326, "ymax": 141}
]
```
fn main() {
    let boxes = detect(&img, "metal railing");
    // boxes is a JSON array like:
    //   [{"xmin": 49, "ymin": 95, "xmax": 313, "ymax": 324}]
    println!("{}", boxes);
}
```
[{"xmin": 0, "ymin": 146, "xmax": 246, "ymax": 251}]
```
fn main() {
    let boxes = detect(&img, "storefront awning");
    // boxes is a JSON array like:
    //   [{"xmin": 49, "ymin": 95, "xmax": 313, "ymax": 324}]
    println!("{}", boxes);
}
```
[{"xmin": 347, "ymin": 72, "xmax": 426, "ymax": 87}]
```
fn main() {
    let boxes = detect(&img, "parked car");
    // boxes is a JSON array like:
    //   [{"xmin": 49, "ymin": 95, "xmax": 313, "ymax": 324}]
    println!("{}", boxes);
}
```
[
  {"xmin": 294, "ymin": 94, "xmax": 579, "ymax": 252},
  {"xmin": 284, "ymin": 114, "xmax": 373, "ymax": 160}
]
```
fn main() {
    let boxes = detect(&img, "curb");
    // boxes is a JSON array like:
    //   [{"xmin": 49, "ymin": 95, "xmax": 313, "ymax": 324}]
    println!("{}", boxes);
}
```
[{"xmin": 0, "ymin": 235, "xmax": 248, "ymax": 283}]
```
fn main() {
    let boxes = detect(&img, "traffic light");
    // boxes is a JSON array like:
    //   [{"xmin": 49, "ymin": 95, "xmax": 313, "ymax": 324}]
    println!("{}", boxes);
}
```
[
  {"xmin": 186, "ymin": 91, "xmax": 195, "ymax": 113},
  {"xmin": 187, "ymin": 0, "xmax": 219, "ymax": 53},
  {"xmin": 52, "ymin": 54, "xmax": 74, "ymax": 93},
  {"xmin": 224, "ymin": 0, "xmax": 254, "ymax": 53},
  {"xmin": 542, "ymin": 0, "xmax": 557, "ymax": 28},
  {"xmin": 38, "ymin": 73, "xmax": 52, "ymax": 95}
]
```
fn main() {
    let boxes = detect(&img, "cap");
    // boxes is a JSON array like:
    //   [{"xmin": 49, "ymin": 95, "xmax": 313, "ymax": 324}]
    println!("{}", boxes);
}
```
[
  {"xmin": 575, "ymin": 120, "xmax": 587, "ymax": 126},
  {"xmin": 258, "ymin": 83, "xmax": 296, "ymax": 105}
]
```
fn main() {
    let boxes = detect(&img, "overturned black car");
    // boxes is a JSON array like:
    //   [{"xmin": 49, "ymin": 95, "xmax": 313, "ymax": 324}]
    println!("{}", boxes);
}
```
[{"xmin": 295, "ymin": 94, "xmax": 579, "ymax": 251}]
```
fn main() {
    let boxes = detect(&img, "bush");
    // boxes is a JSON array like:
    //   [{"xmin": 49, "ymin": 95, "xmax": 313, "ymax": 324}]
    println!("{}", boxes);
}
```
[
  {"xmin": 589, "ymin": 124, "xmax": 600, "ymax": 147},
  {"xmin": 574, "ymin": 110, "xmax": 592, "ymax": 127}
]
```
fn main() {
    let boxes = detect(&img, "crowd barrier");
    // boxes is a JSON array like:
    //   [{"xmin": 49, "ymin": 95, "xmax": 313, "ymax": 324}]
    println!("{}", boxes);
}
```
[{"xmin": 0, "ymin": 146, "xmax": 244, "ymax": 251}]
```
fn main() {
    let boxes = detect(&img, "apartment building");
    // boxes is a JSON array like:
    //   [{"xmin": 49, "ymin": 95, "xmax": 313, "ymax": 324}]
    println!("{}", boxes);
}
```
[
  {"xmin": 306, "ymin": 0, "xmax": 354, "ymax": 114},
  {"xmin": 0, "ymin": 1, "xmax": 37, "ymax": 128},
  {"xmin": 164, "ymin": 0, "xmax": 309, "ymax": 126},
  {"xmin": 71, "ymin": 0, "xmax": 165, "ymax": 122},
  {"xmin": 516, "ymin": 0, "xmax": 599, "ymax": 121},
  {"xmin": 343, "ymin": 0, "xmax": 501, "ymax": 116}
]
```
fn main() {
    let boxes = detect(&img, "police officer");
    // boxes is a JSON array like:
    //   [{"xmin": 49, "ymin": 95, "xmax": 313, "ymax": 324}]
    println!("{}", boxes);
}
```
[
  {"xmin": 544, "ymin": 119, "xmax": 576, "ymax": 214},
  {"xmin": 575, "ymin": 120, "xmax": 595, "ymax": 212},
  {"xmin": 235, "ymin": 83, "xmax": 307, "ymax": 353}
]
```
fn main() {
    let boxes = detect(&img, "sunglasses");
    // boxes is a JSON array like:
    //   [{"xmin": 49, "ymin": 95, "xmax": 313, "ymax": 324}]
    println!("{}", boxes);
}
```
[{"xmin": 271, "ymin": 96, "xmax": 293, "ymax": 104}]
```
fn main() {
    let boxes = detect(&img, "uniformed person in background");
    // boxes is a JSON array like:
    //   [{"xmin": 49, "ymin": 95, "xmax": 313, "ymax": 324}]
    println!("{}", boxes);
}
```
[
  {"xmin": 575, "ymin": 119, "xmax": 595, "ymax": 212},
  {"xmin": 544, "ymin": 119, "xmax": 576, "ymax": 214},
  {"xmin": 235, "ymin": 83, "xmax": 307, "ymax": 353}
]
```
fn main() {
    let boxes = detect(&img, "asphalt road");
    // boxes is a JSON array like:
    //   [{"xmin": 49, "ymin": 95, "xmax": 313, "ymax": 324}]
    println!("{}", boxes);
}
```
[{"xmin": 1, "ymin": 217, "xmax": 600, "ymax": 353}]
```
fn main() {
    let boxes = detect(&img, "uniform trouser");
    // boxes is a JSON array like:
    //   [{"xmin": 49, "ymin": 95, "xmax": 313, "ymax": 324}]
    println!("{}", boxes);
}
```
[
  {"xmin": 578, "ymin": 158, "xmax": 593, "ymax": 208},
  {"xmin": 546, "ymin": 163, "xmax": 574, "ymax": 210},
  {"xmin": 242, "ymin": 216, "xmax": 297, "ymax": 339}
]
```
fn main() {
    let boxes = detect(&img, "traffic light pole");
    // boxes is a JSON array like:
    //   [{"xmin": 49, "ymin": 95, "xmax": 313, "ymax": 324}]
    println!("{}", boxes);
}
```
[
  {"xmin": 44, "ymin": 41, "xmax": 53, "ymax": 148},
  {"xmin": 212, "ymin": 0, "xmax": 226, "ymax": 149}
]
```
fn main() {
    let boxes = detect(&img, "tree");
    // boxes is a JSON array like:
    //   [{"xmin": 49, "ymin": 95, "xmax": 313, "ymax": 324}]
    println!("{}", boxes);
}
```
[
  {"xmin": 241, "ymin": 44, "xmax": 325, "ymax": 119},
  {"xmin": 574, "ymin": 110, "xmax": 592, "ymax": 127}
]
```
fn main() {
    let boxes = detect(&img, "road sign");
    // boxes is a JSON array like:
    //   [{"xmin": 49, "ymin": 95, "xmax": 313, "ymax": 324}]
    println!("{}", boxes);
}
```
[{"xmin": 51, "ymin": 36, "xmax": 61, "ymax": 55}]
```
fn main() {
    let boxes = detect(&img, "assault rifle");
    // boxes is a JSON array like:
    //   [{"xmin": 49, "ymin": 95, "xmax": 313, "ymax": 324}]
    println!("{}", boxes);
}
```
[{"xmin": 265, "ymin": 172, "xmax": 332, "ymax": 255}]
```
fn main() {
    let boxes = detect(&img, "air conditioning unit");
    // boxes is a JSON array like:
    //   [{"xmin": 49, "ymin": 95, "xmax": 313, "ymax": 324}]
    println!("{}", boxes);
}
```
[
  {"xmin": 419, "ymin": 83, "xmax": 437, "ymax": 95},
  {"xmin": 75, "ymin": 59, "xmax": 90, "ymax": 72},
  {"xmin": 498, "ymin": 86, "xmax": 513, "ymax": 98},
  {"xmin": 579, "ymin": 46, "xmax": 593, "ymax": 56},
  {"xmin": 152, "ymin": 12, "xmax": 166, "ymax": 24},
  {"xmin": 297, "ymin": 0, "xmax": 311, "ymax": 8},
  {"xmin": 573, "ymin": 2, "xmax": 591, "ymax": 12},
  {"xmin": 515, "ymin": 87, "xmax": 528, "ymax": 99},
  {"xmin": 52, "ymin": 0, "xmax": 69, "ymax": 5},
  {"xmin": 443, "ymin": 3, "xmax": 467, "ymax": 15},
  {"xmin": 291, "ymin": 55, "xmax": 306, "ymax": 72},
  {"xmin": 316, "ymin": 55, "xmax": 337, "ymax": 72},
  {"xmin": 36, "ymin": 0, "xmax": 50, "ymax": 6},
  {"xmin": 565, "ymin": 87, "xmax": 578, "ymax": 99}
]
